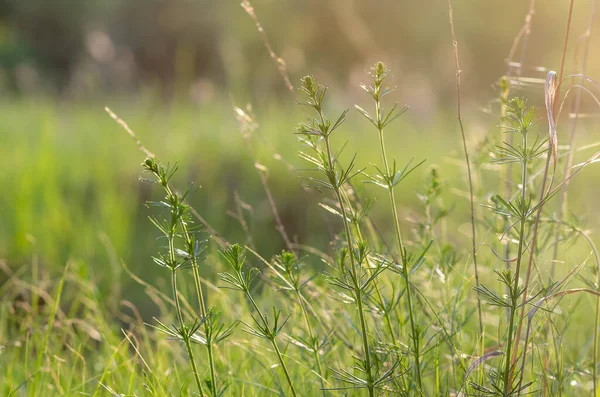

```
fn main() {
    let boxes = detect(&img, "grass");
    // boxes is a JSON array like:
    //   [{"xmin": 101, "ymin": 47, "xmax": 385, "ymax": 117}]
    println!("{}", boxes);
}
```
[{"xmin": 3, "ymin": 2, "xmax": 600, "ymax": 395}]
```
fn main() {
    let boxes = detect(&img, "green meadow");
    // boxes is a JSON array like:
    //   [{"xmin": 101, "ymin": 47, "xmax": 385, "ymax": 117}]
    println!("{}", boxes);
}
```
[{"xmin": 2, "ymin": 1, "xmax": 600, "ymax": 396}]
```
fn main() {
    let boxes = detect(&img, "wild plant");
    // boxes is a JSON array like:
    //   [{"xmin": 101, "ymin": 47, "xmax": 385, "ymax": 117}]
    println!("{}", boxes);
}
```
[
  {"xmin": 219, "ymin": 243, "xmax": 298, "ymax": 396},
  {"xmin": 270, "ymin": 250, "xmax": 329, "ymax": 396},
  {"xmin": 355, "ymin": 62, "xmax": 431, "ymax": 392},
  {"xmin": 122, "ymin": 57, "xmax": 600, "ymax": 397},
  {"xmin": 142, "ymin": 157, "xmax": 235, "ymax": 396},
  {"xmin": 5, "ymin": 2, "xmax": 600, "ymax": 397},
  {"xmin": 296, "ymin": 75, "xmax": 401, "ymax": 395},
  {"xmin": 470, "ymin": 97, "xmax": 546, "ymax": 395},
  {"xmin": 232, "ymin": 105, "xmax": 332, "ymax": 394},
  {"xmin": 467, "ymin": 84, "xmax": 600, "ymax": 396}
]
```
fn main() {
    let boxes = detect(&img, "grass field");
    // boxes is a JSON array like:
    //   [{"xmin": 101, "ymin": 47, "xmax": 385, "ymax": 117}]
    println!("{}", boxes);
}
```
[
  {"xmin": 3, "ymin": 2, "xmax": 600, "ymax": 396},
  {"xmin": 2, "ymin": 83, "xmax": 600, "ymax": 396}
]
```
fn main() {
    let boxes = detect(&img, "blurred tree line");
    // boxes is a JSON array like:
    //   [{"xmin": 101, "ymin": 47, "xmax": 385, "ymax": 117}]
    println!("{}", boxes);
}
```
[
  {"xmin": 0, "ymin": 0, "xmax": 224, "ymax": 99},
  {"xmin": 0, "ymin": 0, "xmax": 596, "ymax": 104}
]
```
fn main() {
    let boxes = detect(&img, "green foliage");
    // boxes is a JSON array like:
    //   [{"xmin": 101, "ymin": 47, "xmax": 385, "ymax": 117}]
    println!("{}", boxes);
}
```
[{"xmin": 2, "ymin": 45, "xmax": 600, "ymax": 397}]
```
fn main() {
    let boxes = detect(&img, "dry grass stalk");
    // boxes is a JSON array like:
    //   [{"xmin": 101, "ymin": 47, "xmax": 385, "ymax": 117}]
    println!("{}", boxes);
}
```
[
  {"xmin": 241, "ymin": 0, "xmax": 294, "ymax": 92},
  {"xmin": 447, "ymin": 0, "xmax": 483, "ymax": 335},
  {"xmin": 104, "ymin": 107, "xmax": 155, "ymax": 159}
]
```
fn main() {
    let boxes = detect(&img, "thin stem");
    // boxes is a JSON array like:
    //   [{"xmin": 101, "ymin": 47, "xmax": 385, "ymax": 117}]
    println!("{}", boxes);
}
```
[
  {"xmin": 295, "ymin": 289, "xmax": 327, "ymax": 396},
  {"xmin": 595, "ymin": 291, "xmax": 600, "ymax": 393},
  {"xmin": 348, "ymin": 190, "xmax": 399, "ymax": 350},
  {"xmin": 322, "ymin": 128, "xmax": 375, "ymax": 396},
  {"xmin": 182, "ymin": 228, "xmax": 218, "ymax": 395},
  {"xmin": 163, "ymin": 181, "xmax": 218, "ymax": 396},
  {"xmin": 170, "ymin": 265, "xmax": 184, "ymax": 327},
  {"xmin": 204, "ymin": 341, "xmax": 217, "ymax": 396},
  {"xmin": 503, "ymin": 0, "xmax": 536, "ymax": 326},
  {"xmin": 333, "ymin": 185, "xmax": 375, "ymax": 396},
  {"xmin": 447, "ymin": 0, "xmax": 483, "ymax": 335},
  {"xmin": 588, "ymin": 225, "xmax": 600, "ymax": 397},
  {"xmin": 246, "ymin": 294, "xmax": 298, "ymax": 397},
  {"xmin": 240, "ymin": 0, "xmax": 294, "ymax": 92},
  {"xmin": 553, "ymin": 0, "xmax": 575, "ymax": 117},
  {"xmin": 503, "ymin": 132, "xmax": 528, "ymax": 396},
  {"xmin": 171, "ymin": 269, "xmax": 205, "ymax": 396},
  {"xmin": 183, "ymin": 336, "xmax": 204, "ymax": 397},
  {"xmin": 236, "ymin": 111, "xmax": 295, "ymax": 252},
  {"xmin": 513, "ymin": 146, "xmax": 552, "ymax": 394},
  {"xmin": 505, "ymin": 0, "xmax": 536, "ymax": 70},
  {"xmin": 272, "ymin": 342, "xmax": 298, "ymax": 397},
  {"xmin": 503, "ymin": 218, "xmax": 526, "ymax": 396},
  {"xmin": 343, "ymin": 177, "xmax": 404, "ymax": 393},
  {"xmin": 551, "ymin": 0, "xmax": 596, "ymax": 277},
  {"xmin": 515, "ymin": 1, "xmax": 575, "ymax": 391},
  {"xmin": 389, "ymin": 188, "xmax": 422, "ymax": 389},
  {"xmin": 373, "ymin": 75, "xmax": 422, "ymax": 389}
]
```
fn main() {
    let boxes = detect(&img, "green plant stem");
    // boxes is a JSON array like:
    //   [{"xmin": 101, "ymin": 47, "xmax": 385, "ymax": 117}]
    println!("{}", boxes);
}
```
[
  {"xmin": 501, "ymin": 95, "xmax": 513, "ymax": 326},
  {"xmin": 389, "ymin": 186, "xmax": 421, "ymax": 388},
  {"xmin": 162, "ymin": 180, "xmax": 218, "ymax": 396},
  {"xmin": 334, "ymin": 185, "xmax": 375, "ymax": 397},
  {"xmin": 204, "ymin": 334, "xmax": 218, "ymax": 396},
  {"xmin": 371, "ymin": 277, "xmax": 398, "ymax": 352},
  {"xmin": 168, "ymin": 218, "xmax": 184, "ymax": 323},
  {"xmin": 183, "ymin": 335, "xmax": 205, "ymax": 396},
  {"xmin": 183, "ymin": 229, "xmax": 218, "ymax": 395},
  {"xmin": 595, "ymin": 292, "xmax": 600, "ymax": 394},
  {"xmin": 502, "ymin": 0, "xmax": 536, "ymax": 332},
  {"xmin": 515, "ymin": 3, "xmax": 575, "ymax": 391},
  {"xmin": 376, "ymin": 101, "xmax": 422, "ymax": 389},
  {"xmin": 513, "ymin": 146, "xmax": 552, "ymax": 394},
  {"xmin": 171, "ymin": 268, "xmax": 205, "ymax": 396},
  {"xmin": 321, "ymin": 127, "xmax": 375, "ymax": 396},
  {"xmin": 167, "ymin": 214, "xmax": 204, "ymax": 396},
  {"xmin": 571, "ymin": 229, "xmax": 600, "ymax": 394},
  {"xmin": 350, "ymin": 201, "xmax": 399, "ymax": 349},
  {"xmin": 295, "ymin": 289, "xmax": 327, "ymax": 396},
  {"xmin": 246, "ymin": 294, "xmax": 298, "ymax": 397},
  {"xmin": 502, "ymin": 134, "xmax": 528, "ymax": 396},
  {"xmin": 502, "ymin": 219, "xmax": 525, "ymax": 396}
]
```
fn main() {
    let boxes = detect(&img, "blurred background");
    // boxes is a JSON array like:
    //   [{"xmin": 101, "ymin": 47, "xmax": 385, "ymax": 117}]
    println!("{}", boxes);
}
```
[
  {"xmin": 2, "ymin": 0, "xmax": 599, "ymax": 103},
  {"xmin": 1, "ymin": 0, "xmax": 599, "ymax": 315}
]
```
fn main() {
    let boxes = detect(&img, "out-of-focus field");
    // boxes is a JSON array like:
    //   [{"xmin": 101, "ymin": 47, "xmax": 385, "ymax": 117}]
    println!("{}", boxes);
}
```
[
  {"xmin": 0, "ymin": 97, "xmax": 455, "ymax": 306},
  {"xmin": 1, "ymin": 95, "xmax": 599, "ymax": 313}
]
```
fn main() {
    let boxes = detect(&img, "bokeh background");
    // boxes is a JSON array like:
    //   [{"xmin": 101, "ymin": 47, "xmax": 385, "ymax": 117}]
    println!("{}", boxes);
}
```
[
  {"xmin": 1, "ymin": 0, "xmax": 599, "ymax": 316},
  {"xmin": 2, "ymin": 1, "xmax": 599, "ymax": 103}
]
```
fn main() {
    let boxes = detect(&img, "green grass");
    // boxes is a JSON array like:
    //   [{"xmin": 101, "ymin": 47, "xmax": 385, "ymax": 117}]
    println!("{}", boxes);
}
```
[{"xmin": 2, "ymin": 62, "xmax": 600, "ymax": 396}]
